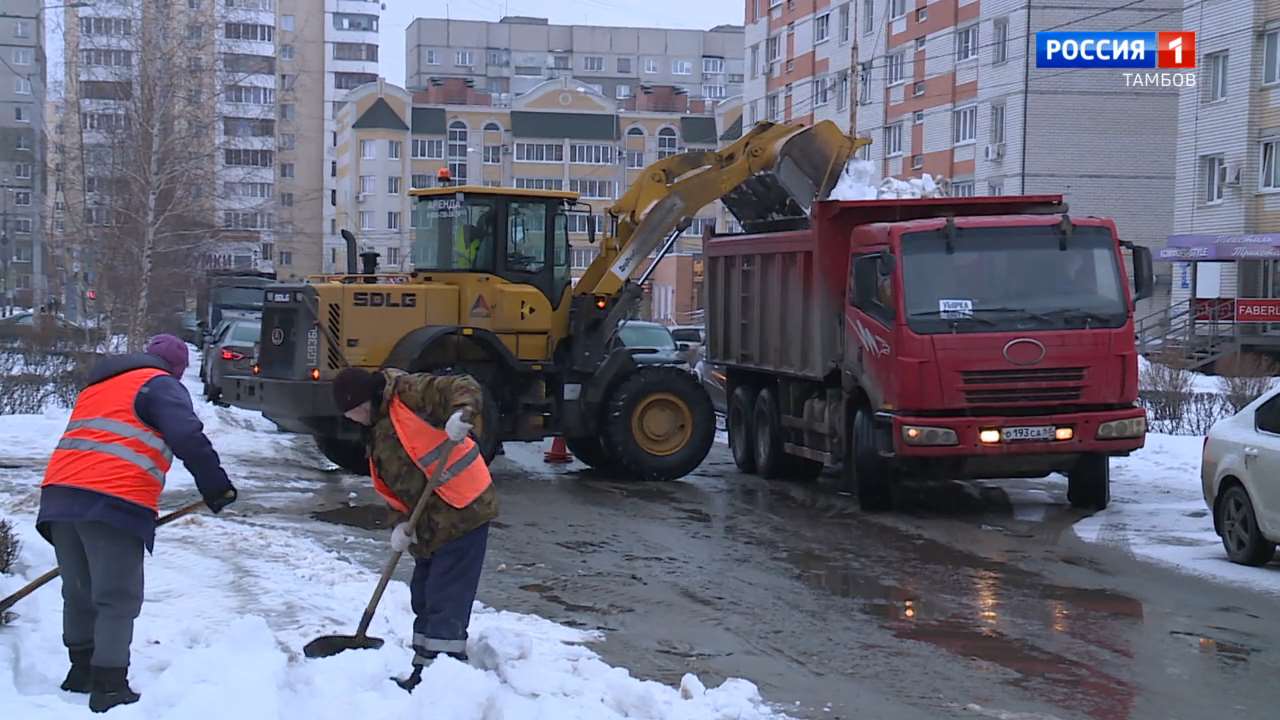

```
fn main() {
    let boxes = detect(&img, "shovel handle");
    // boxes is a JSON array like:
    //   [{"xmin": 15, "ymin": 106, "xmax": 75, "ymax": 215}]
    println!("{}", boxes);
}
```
[
  {"xmin": 0, "ymin": 498, "xmax": 210, "ymax": 615},
  {"xmin": 354, "ymin": 437, "xmax": 462, "ymax": 639}
]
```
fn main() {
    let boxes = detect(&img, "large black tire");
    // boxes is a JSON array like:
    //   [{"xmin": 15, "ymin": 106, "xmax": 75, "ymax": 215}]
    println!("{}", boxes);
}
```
[
  {"xmin": 1068, "ymin": 454, "xmax": 1110, "ymax": 511},
  {"xmin": 314, "ymin": 435, "xmax": 369, "ymax": 476},
  {"xmin": 604, "ymin": 366, "xmax": 716, "ymax": 481},
  {"xmin": 728, "ymin": 385, "xmax": 758, "ymax": 473},
  {"xmin": 565, "ymin": 435, "xmax": 617, "ymax": 471},
  {"xmin": 752, "ymin": 388, "xmax": 787, "ymax": 479},
  {"xmin": 850, "ymin": 408, "xmax": 892, "ymax": 511},
  {"xmin": 1216, "ymin": 484, "xmax": 1277, "ymax": 566}
]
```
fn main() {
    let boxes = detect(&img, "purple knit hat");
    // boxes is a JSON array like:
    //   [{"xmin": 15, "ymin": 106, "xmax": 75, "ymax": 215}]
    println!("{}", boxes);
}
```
[{"xmin": 145, "ymin": 333, "xmax": 189, "ymax": 378}]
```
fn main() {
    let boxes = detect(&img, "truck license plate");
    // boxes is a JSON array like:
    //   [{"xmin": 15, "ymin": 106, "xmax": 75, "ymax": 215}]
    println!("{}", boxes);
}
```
[{"xmin": 1003, "ymin": 425, "xmax": 1054, "ymax": 441}]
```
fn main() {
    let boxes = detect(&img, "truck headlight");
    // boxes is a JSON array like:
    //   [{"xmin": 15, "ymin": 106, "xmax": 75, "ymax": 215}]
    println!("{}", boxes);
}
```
[
  {"xmin": 902, "ymin": 425, "xmax": 958, "ymax": 446},
  {"xmin": 1098, "ymin": 417, "xmax": 1146, "ymax": 439}
]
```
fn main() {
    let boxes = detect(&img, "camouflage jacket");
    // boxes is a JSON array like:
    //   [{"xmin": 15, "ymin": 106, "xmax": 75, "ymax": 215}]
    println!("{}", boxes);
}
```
[{"xmin": 367, "ymin": 368, "xmax": 498, "ymax": 557}]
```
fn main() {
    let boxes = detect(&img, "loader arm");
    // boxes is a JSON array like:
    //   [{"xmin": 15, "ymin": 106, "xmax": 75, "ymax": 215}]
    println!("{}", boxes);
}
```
[{"xmin": 573, "ymin": 120, "xmax": 865, "ymax": 299}]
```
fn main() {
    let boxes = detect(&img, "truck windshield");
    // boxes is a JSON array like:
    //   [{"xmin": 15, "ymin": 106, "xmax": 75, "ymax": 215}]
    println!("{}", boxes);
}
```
[
  {"xmin": 211, "ymin": 287, "xmax": 264, "ymax": 308},
  {"xmin": 412, "ymin": 194, "xmax": 498, "ymax": 272},
  {"xmin": 901, "ymin": 225, "xmax": 1127, "ymax": 334}
]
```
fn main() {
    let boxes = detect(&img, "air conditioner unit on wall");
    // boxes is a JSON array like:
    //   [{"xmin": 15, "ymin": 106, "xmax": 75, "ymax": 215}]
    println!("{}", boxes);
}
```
[
  {"xmin": 356, "ymin": 193, "xmax": 367, "ymax": 203},
  {"xmin": 983, "ymin": 143, "xmax": 1005, "ymax": 161}
]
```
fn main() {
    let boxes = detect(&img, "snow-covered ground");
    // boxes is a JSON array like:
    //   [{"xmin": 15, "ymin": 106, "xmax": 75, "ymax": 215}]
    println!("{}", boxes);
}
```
[
  {"xmin": 1078, "ymin": 433, "xmax": 1280, "ymax": 597},
  {"xmin": 0, "ymin": 348, "xmax": 789, "ymax": 719}
]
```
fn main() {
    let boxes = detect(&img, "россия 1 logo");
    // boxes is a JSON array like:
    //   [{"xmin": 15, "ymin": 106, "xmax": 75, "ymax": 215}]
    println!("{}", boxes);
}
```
[{"xmin": 1036, "ymin": 31, "xmax": 1197, "ymax": 87}]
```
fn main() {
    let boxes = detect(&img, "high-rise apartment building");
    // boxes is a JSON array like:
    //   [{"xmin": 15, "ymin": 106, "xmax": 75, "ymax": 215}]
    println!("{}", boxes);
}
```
[
  {"xmin": 404, "ymin": 16, "xmax": 745, "ymax": 106},
  {"xmin": 743, "ymin": 0, "xmax": 1180, "ymax": 297},
  {"xmin": 1, "ymin": 0, "xmax": 45, "ymax": 311}
]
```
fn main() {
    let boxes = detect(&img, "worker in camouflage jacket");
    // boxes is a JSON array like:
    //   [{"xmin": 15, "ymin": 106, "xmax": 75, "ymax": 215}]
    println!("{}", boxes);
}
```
[{"xmin": 332, "ymin": 367, "xmax": 497, "ymax": 692}]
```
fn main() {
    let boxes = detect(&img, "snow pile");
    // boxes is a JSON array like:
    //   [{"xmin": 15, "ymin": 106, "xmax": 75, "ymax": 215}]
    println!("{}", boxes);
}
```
[{"xmin": 827, "ymin": 159, "xmax": 945, "ymax": 201}]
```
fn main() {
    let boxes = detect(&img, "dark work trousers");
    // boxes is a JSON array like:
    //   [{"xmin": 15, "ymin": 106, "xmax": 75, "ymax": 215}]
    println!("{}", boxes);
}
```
[
  {"xmin": 49, "ymin": 521, "xmax": 145, "ymax": 669},
  {"xmin": 409, "ymin": 522, "xmax": 489, "ymax": 666}
]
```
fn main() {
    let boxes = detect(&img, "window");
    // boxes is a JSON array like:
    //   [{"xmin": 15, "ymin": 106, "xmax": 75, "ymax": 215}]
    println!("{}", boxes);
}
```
[
  {"xmin": 644, "ymin": 57, "xmax": 659, "ymax": 74},
  {"xmin": 837, "ymin": 70, "xmax": 849, "ymax": 111},
  {"xmin": 914, "ymin": 81, "xmax": 925, "ymax": 96},
  {"xmin": 749, "ymin": 44, "xmax": 759, "ymax": 79},
  {"xmin": 914, "ymin": 110, "xmax": 924, "ymax": 124},
  {"xmin": 766, "ymin": 35, "xmax": 780, "ymax": 64},
  {"xmin": 626, "ymin": 150, "xmax": 646, "ymax": 169},
  {"xmin": 993, "ymin": 19, "xmax": 1009, "ymax": 64},
  {"xmin": 12, "ymin": 48, "xmax": 33, "ymax": 66},
  {"xmin": 618, "ymin": 57, "xmax": 632, "ymax": 74},
  {"xmin": 704, "ymin": 84, "xmax": 727, "ymax": 99},
  {"xmin": 953, "ymin": 106, "xmax": 978, "ymax": 144},
  {"xmin": 16, "ymin": 133, "xmax": 30, "ymax": 150},
  {"xmin": 334, "ymin": 13, "xmax": 378, "ymax": 32},
  {"xmin": 862, "ymin": 0, "xmax": 873, "ymax": 35},
  {"xmin": 411, "ymin": 174, "xmax": 431, "ymax": 189},
  {"xmin": 658, "ymin": 128, "xmax": 678, "ymax": 159},
  {"xmin": 14, "ymin": 20, "xmax": 31, "ymax": 38},
  {"xmin": 361, "ymin": 140, "xmax": 375, "ymax": 159},
  {"xmin": 81, "ymin": 49, "xmax": 134, "ymax": 67},
  {"xmin": 14, "ymin": 191, "xmax": 31, "ymax": 206},
  {"xmin": 813, "ymin": 76, "xmax": 831, "ymax": 106},
  {"xmin": 703, "ymin": 57, "xmax": 725, "ymax": 74},
  {"xmin": 859, "ymin": 62, "xmax": 872, "ymax": 103},
  {"xmin": 279, "ymin": 251, "xmax": 292, "ymax": 266},
  {"xmin": 1255, "ymin": 394, "xmax": 1280, "ymax": 434},
  {"xmin": 838, "ymin": 5, "xmax": 850, "ymax": 43},
  {"xmin": 484, "ymin": 145, "xmax": 501, "ymax": 164},
  {"xmin": 951, "ymin": 181, "xmax": 975, "ymax": 197},
  {"xmin": 617, "ymin": 85, "xmax": 633, "ymax": 99},
  {"xmin": 413, "ymin": 139, "xmax": 444, "ymax": 159},
  {"xmin": 568, "ymin": 179, "xmax": 614, "ymax": 199},
  {"xmin": 991, "ymin": 104, "xmax": 1006, "ymax": 144},
  {"xmin": 514, "ymin": 142, "xmax": 563, "ymax": 162},
  {"xmin": 448, "ymin": 121, "xmax": 468, "ymax": 181},
  {"xmin": 673, "ymin": 59, "xmax": 693, "ymax": 75},
  {"xmin": 956, "ymin": 25, "xmax": 978, "ymax": 62},
  {"xmin": 552, "ymin": 55, "xmax": 571, "ymax": 70},
  {"xmin": 15, "ymin": 162, "xmax": 31, "ymax": 179},
  {"xmin": 1262, "ymin": 141, "xmax": 1280, "ymax": 191},
  {"xmin": 569, "ymin": 144, "xmax": 615, "ymax": 164},
  {"xmin": 359, "ymin": 175, "xmax": 376, "ymax": 195},
  {"xmin": 79, "ymin": 17, "xmax": 131, "ymax": 36},
  {"xmin": 359, "ymin": 211, "xmax": 374, "ymax": 230},
  {"xmin": 281, "ymin": 15, "xmax": 295, "ymax": 31},
  {"xmin": 15, "ymin": 78, "xmax": 31, "ymax": 95},
  {"xmin": 225, "ymin": 23, "xmax": 274, "ymax": 42},
  {"xmin": 1207, "ymin": 52, "xmax": 1229, "ymax": 102},
  {"xmin": 767, "ymin": 92, "xmax": 780, "ymax": 120},
  {"xmin": 386, "ymin": 247, "xmax": 399, "ymax": 265},
  {"xmin": 426, "ymin": 49, "xmax": 440, "ymax": 65},
  {"xmin": 224, "ymin": 117, "xmax": 275, "ymax": 138},
  {"xmin": 887, "ymin": 52, "xmax": 905, "ymax": 85},
  {"xmin": 851, "ymin": 253, "xmax": 895, "ymax": 324},
  {"xmin": 281, "ymin": 163, "xmax": 295, "ymax": 178},
  {"xmin": 279, "ymin": 103, "xmax": 295, "ymax": 121},
  {"xmin": 334, "ymin": 72, "xmax": 377, "ymax": 90},
  {"xmin": 387, "ymin": 212, "xmax": 401, "ymax": 230},
  {"xmin": 334, "ymin": 43, "xmax": 378, "ymax": 62},
  {"xmin": 281, "ymin": 44, "xmax": 294, "ymax": 60},
  {"xmin": 916, "ymin": 7, "xmax": 928, "ymax": 22},
  {"xmin": 514, "ymin": 178, "xmax": 563, "ymax": 190},
  {"xmin": 224, "ymin": 149, "xmax": 275, "ymax": 167},
  {"xmin": 387, "ymin": 140, "xmax": 402, "ymax": 159},
  {"xmin": 14, "ymin": 106, "xmax": 27, "ymax": 123},
  {"xmin": 571, "ymin": 245, "xmax": 599, "ymax": 269},
  {"xmin": 884, "ymin": 123, "xmax": 903, "ymax": 156},
  {"xmin": 279, "ymin": 133, "xmax": 296, "ymax": 150},
  {"xmin": 506, "ymin": 201, "xmax": 547, "ymax": 274},
  {"xmin": 916, "ymin": 36, "xmax": 926, "ymax": 51},
  {"xmin": 812, "ymin": 14, "xmax": 831, "ymax": 45},
  {"xmin": 453, "ymin": 50, "xmax": 474, "ymax": 67},
  {"xmin": 584, "ymin": 56, "xmax": 604, "ymax": 71},
  {"xmin": 226, "ymin": 85, "xmax": 276, "ymax": 104},
  {"xmin": 890, "ymin": 0, "xmax": 906, "ymax": 18},
  {"xmin": 14, "ymin": 216, "xmax": 32, "ymax": 233},
  {"xmin": 388, "ymin": 176, "xmax": 401, "ymax": 194},
  {"xmin": 1203, "ymin": 155, "xmax": 1226, "ymax": 204}
]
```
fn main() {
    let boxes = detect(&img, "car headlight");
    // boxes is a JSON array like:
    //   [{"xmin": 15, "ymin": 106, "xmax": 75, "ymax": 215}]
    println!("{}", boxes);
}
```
[
  {"xmin": 902, "ymin": 425, "xmax": 959, "ymax": 446},
  {"xmin": 1098, "ymin": 417, "xmax": 1146, "ymax": 439}
]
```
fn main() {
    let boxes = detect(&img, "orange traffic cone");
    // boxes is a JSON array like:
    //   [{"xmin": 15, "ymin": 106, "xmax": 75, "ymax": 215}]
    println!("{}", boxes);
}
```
[{"xmin": 544, "ymin": 436, "xmax": 572, "ymax": 464}]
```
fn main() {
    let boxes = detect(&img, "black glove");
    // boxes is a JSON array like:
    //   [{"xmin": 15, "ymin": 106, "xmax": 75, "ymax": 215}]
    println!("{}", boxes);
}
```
[{"xmin": 205, "ymin": 486, "xmax": 237, "ymax": 514}]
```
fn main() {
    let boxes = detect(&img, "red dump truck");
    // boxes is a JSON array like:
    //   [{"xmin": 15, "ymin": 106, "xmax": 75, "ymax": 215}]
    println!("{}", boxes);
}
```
[{"xmin": 705, "ymin": 195, "xmax": 1155, "ymax": 511}]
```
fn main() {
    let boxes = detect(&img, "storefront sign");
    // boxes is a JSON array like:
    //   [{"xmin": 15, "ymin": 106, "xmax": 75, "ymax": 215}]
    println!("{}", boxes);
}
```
[
  {"xmin": 1192, "ymin": 298, "xmax": 1280, "ymax": 322},
  {"xmin": 1160, "ymin": 233, "xmax": 1280, "ymax": 261}
]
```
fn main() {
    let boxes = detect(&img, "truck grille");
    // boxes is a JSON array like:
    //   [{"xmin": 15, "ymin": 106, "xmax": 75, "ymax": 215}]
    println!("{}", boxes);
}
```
[{"xmin": 961, "ymin": 367, "xmax": 1085, "ymax": 404}]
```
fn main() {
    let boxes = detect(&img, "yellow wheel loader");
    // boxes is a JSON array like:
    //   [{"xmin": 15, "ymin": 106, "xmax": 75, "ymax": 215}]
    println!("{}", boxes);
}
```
[{"xmin": 224, "ymin": 120, "xmax": 857, "ymax": 481}]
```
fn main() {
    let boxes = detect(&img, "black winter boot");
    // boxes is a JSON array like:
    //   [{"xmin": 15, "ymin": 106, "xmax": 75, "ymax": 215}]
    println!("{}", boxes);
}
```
[
  {"xmin": 393, "ymin": 665, "xmax": 424, "ymax": 693},
  {"xmin": 88, "ymin": 666, "xmax": 140, "ymax": 713},
  {"xmin": 60, "ymin": 648, "xmax": 93, "ymax": 693}
]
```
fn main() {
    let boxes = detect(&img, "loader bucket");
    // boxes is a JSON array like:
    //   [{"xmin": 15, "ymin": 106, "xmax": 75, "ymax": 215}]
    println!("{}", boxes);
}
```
[{"xmin": 722, "ymin": 121, "xmax": 869, "ymax": 232}]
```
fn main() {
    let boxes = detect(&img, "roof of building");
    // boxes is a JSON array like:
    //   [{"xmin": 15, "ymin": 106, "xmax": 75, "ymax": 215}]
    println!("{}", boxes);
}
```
[
  {"xmin": 411, "ymin": 107, "xmax": 446, "ymax": 135},
  {"xmin": 680, "ymin": 116, "xmax": 718, "ymax": 145},
  {"xmin": 353, "ymin": 98, "xmax": 409, "ymax": 131},
  {"xmin": 409, "ymin": 185, "xmax": 581, "ymax": 202},
  {"xmin": 511, "ymin": 111, "xmax": 618, "ymax": 140}
]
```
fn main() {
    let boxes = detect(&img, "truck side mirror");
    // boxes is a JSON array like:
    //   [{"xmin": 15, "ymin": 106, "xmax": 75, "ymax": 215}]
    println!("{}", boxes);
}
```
[{"xmin": 1131, "ymin": 245, "xmax": 1154, "ymax": 302}]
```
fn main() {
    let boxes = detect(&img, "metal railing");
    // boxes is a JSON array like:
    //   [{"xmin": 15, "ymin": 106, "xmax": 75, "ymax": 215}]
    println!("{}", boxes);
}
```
[{"xmin": 1135, "ymin": 298, "xmax": 1238, "ymax": 369}]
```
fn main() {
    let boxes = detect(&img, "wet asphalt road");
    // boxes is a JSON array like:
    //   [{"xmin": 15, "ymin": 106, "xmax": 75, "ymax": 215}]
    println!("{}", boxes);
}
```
[{"xmin": 237, "ymin": 436, "xmax": 1280, "ymax": 720}]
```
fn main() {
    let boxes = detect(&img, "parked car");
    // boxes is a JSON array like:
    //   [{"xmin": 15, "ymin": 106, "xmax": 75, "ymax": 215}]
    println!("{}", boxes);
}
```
[
  {"xmin": 0, "ymin": 311, "xmax": 98, "ymax": 343},
  {"xmin": 611, "ymin": 321, "xmax": 687, "ymax": 365},
  {"xmin": 1201, "ymin": 387, "xmax": 1280, "ymax": 565},
  {"xmin": 179, "ymin": 311, "xmax": 202, "ymax": 346},
  {"xmin": 670, "ymin": 325, "xmax": 704, "ymax": 367},
  {"xmin": 200, "ymin": 318, "xmax": 260, "ymax": 401},
  {"xmin": 694, "ymin": 356, "xmax": 727, "ymax": 415}
]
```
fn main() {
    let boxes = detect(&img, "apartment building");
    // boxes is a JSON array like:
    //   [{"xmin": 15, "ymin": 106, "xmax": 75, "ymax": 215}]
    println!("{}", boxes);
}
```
[
  {"xmin": 331, "ymin": 77, "xmax": 742, "ymax": 298},
  {"xmin": 1164, "ymin": 1, "xmax": 1280, "ymax": 333},
  {"xmin": 0, "ymin": 0, "xmax": 45, "ymax": 311},
  {"xmin": 743, "ymin": 0, "xmax": 1181, "ymax": 295},
  {"xmin": 51, "ymin": 0, "xmax": 379, "ymax": 300},
  {"xmin": 403, "ymin": 15, "xmax": 745, "ymax": 105}
]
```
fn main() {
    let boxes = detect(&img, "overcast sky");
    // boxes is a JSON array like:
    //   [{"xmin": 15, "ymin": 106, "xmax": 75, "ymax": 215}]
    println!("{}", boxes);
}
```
[{"xmin": 379, "ymin": 0, "xmax": 745, "ymax": 87}]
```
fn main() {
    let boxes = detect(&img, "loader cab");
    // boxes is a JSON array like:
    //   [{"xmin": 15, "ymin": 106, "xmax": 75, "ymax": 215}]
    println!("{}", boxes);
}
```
[{"xmin": 410, "ymin": 186, "xmax": 585, "ymax": 308}]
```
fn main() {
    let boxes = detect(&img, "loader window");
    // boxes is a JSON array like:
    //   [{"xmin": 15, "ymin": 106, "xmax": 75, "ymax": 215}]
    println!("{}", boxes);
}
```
[
  {"xmin": 412, "ymin": 195, "xmax": 498, "ymax": 272},
  {"xmin": 507, "ymin": 200, "xmax": 548, "ymax": 274}
]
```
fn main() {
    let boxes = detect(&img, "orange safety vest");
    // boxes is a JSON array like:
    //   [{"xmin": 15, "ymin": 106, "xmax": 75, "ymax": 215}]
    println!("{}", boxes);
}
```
[
  {"xmin": 369, "ymin": 395, "xmax": 492, "ymax": 512},
  {"xmin": 42, "ymin": 367, "xmax": 174, "ymax": 513}
]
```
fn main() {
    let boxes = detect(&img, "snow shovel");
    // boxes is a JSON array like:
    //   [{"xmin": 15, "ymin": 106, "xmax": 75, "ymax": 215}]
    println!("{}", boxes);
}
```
[
  {"xmin": 303, "ymin": 438, "xmax": 461, "ymax": 659},
  {"xmin": 0, "ymin": 498, "xmax": 209, "ymax": 618}
]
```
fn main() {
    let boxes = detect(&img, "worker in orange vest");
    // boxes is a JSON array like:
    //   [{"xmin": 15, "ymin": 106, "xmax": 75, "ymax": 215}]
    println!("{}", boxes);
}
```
[
  {"xmin": 332, "ymin": 366, "xmax": 496, "ymax": 692},
  {"xmin": 38, "ymin": 333, "xmax": 237, "ymax": 713}
]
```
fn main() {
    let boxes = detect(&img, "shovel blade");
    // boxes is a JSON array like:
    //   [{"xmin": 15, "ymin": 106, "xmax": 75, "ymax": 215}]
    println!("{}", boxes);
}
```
[{"xmin": 303, "ymin": 634, "xmax": 385, "ymax": 659}]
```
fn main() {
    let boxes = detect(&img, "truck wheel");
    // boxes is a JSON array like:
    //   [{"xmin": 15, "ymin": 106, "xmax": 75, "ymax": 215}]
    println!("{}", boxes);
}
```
[
  {"xmin": 851, "ymin": 408, "xmax": 892, "ymax": 511},
  {"xmin": 728, "ymin": 386, "xmax": 758, "ymax": 473},
  {"xmin": 565, "ymin": 435, "xmax": 617, "ymax": 471},
  {"xmin": 1068, "ymin": 454, "xmax": 1110, "ymax": 511},
  {"xmin": 605, "ymin": 366, "xmax": 716, "ymax": 481},
  {"xmin": 752, "ymin": 388, "xmax": 788, "ymax": 479},
  {"xmin": 313, "ymin": 435, "xmax": 369, "ymax": 476}
]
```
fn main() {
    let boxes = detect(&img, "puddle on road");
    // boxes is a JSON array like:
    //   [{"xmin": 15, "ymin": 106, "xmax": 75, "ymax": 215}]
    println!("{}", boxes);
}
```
[
  {"xmin": 311, "ymin": 503, "xmax": 393, "ymax": 530},
  {"xmin": 1169, "ymin": 630, "xmax": 1254, "ymax": 667}
]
